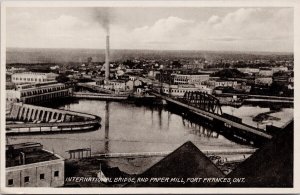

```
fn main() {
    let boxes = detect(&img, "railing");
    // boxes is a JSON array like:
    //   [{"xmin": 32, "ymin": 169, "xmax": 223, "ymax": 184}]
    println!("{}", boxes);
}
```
[{"xmin": 73, "ymin": 92, "xmax": 129, "ymax": 100}]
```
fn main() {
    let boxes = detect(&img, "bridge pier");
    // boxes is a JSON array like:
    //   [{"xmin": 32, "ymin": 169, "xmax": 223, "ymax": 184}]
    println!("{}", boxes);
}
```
[
  {"xmin": 17, "ymin": 107, "xmax": 24, "ymax": 120},
  {"xmin": 21, "ymin": 107, "xmax": 27, "ymax": 121},
  {"xmin": 36, "ymin": 109, "xmax": 41, "ymax": 121},
  {"xmin": 27, "ymin": 108, "xmax": 33, "ymax": 121},
  {"xmin": 61, "ymin": 114, "xmax": 66, "ymax": 122},
  {"xmin": 40, "ymin": 111, "xmax": 46, "ymax": 122},
  {"xmin": 45, "ymin": 111, "xmax": 50, "ymax": 122},
  {"xmin": 30, "ymin": 109, "xmax": 36, "ymax": 121}
]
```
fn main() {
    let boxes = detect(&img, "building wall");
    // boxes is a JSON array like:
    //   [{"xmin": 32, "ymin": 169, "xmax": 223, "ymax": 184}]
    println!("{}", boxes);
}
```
[
  {"xmin": 6, "ymin": 83, "xmax": 70, "ymax": 104},
  {"xmin": 11, "ymin": 72, "xmax": 58, "ymax": 84},
  {"xmin": 6, "ymin": 158, "xmax": 64, "ymax": 187},
  {"xmin": 255, "ymin": 77, "xmax": 273, "ymax": 86},
  {"xmin": 6, "ymin": 90, "xmax": 21, "ymax": 102},
  {"xmin": 126, "ymin": 80, "xmax": 134, "ymax": 90},
  {"xmin": 272, "ymin": 67, "xmax": 288, "ymax": 73},
  {"xmin": 258, "ymin": 70, "xmax": 273, "ymax": 77},
  {"xmin": 173, "ymin": 74, "xmax": 210, "ymax": 84},
  {"xmin": 237, "ymin": 68, "xmax": 259, "ymax": 74},
  {"xmin": 162, "ymin": 86, "xmax": 212, "ymax": 97},
  {"xmin": 207, "ymin": 80, "xmax": 238, "ymax": 88}
]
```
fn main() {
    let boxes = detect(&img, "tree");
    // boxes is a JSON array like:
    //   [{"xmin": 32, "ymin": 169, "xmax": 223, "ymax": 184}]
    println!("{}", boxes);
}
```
[{"xmin": 56, "ymin": 74, "xmax": 70, "ymax": 83}]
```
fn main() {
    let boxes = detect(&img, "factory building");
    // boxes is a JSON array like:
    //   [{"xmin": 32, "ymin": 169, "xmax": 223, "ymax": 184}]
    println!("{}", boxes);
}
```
[
  {"xmin": 11, "ymin": 72, "xmax": 58, "ymax": 84},
  {"xmin": 6, "ymin": 82, "xmax": 71, "ymax": 104},
  {"xmin": 6, "ymin": 142, "xmax": 64, "ymax": 187}
]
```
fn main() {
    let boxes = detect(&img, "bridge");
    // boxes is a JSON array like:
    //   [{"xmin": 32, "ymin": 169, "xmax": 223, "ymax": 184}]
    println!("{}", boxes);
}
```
[
  {"xmin": 77, "ymin": 83, "xmax": 115, "ymax": 94},
  {"xmin": 216, "ymin": 93, "xmax": 294, "ymax": 101},
  {"xmin": 152, "ymin": 92, "xmax": 273, "ymax": 144},
  {"xmin": 183, "ymin": 91, "xmax": 223, "ymax": 115},
  {"xmin": 77, "ymin": 83, "xmax": 131, "ymax": 95},
  {"xmin": 73, "ymin": 92, "xmax": 128, "ymax": 100},
  {"xmin": 244, "ymin": 98, "xmax": 293, "ymax": 104}
]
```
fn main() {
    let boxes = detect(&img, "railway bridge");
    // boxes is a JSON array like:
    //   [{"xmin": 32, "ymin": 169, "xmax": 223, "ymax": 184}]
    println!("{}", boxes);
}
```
[{"xmin": 152, "ymin": 92, "xmax": 273, "ymax": 146}]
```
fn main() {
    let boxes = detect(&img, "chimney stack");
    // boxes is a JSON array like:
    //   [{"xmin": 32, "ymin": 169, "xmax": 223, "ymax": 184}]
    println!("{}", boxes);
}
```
[{"xmin": 105, "ymin": 35, "xmax": 110, "ymax": 80}]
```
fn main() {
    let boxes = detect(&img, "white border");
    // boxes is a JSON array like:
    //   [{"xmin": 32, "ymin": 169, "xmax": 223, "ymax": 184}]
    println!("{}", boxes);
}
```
[{"xmin": 1, "ymin": 0, "xmax": 299, "ymax": 194}]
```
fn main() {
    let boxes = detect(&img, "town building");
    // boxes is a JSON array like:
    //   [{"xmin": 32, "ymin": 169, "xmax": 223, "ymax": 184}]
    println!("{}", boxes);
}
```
[
  {"xmin": 6, "ymin": 82, "xmax": 71, "ymax": 104},
  {"xmin": 11, "ymin": 72, "xmax": 58, "ymax": 84},
  {"xmin": 6, "ymin": 67, "xmax": 27, "ymax": 74},
  {"xmin": 148, "ymin": 70, "xmax": 160, "ymax": 78},
  {"xmin": 161, "ymin": 84, "xmax": 212, "ymax": 97},
  {"xmin": 258, "ymin": 68, "xmax": 273, "ymax": 77},
  {"xmin": 206, "ymin": 80, "xmax": 238, "ymax": 88},
  {"xmin": 6, "ymin": 142, "xmax": 64, "ymax": 187},
  {"xmin": 255, "ymin": 77, "xmax": 273, "ymax": 86},
  {"xmin": 102, "ymin": 80, "xmax": 127, "ymax": 91},
  {"xmin": 237, "ymin": 68, "xmax": 260, "ymax": 75},
  {"xmin": 272, "ymin": 66, "xmax": 288, "ymax": 73},
  {"xmin": 172, "ymin": 74, "xmax": 210, "ymax": 85}
]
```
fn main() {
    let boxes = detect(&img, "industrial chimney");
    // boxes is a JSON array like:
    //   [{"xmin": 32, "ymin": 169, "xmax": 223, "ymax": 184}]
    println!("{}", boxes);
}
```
[{"xmin": 105, "ymin": 35, "xmax": 110, "ymax": 80}]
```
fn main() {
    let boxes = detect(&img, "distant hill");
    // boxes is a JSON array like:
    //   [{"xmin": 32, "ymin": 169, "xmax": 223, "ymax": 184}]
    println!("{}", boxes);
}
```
[{"xmin": 6, "ymin": 47, "xmax": 293, "ymax": 64}]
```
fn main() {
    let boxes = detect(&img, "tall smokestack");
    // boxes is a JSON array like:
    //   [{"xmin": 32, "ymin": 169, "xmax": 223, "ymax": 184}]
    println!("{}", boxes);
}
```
[{"xmin": 105, "ymin": 35, "xmax": 110, "ymax": 80}]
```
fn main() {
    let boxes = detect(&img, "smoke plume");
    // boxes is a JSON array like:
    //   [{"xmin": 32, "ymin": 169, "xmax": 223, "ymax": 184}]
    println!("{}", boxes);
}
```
[{"xmin": 93, "ymin": 8, "xmax": 111, "ymax": 35}]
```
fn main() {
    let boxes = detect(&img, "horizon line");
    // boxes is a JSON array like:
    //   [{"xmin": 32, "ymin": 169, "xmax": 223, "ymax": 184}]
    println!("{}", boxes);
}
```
[{"xmin": 6, "ymin": 47, "xmax": 294, "ymax": 55}]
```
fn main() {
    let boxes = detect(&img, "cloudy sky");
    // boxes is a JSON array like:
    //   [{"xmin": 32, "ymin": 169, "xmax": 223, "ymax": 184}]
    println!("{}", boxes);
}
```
[{"xmin": 6, "ymin": 7, "xmax": 293, "ymax": 52}]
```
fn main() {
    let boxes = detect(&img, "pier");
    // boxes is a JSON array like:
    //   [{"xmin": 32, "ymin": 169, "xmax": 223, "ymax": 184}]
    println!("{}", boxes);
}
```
[
  {"xmin": 67, "ymin": 148, "xmax": 92, "ymax": 159},
  {"xmin": 93, "ymin": 148, "xmax": 256, "ymax": 159}
]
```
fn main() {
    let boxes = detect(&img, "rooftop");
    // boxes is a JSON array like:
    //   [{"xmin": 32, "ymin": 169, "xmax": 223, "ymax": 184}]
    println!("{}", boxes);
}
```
[
  {"xmin": 216, "ymin": 120, "xmax": 293, "ymax": 187},
  {"xmin": 6, "ymin": 142, "xmax": 60, "ymax": 168},
  {"xmin": 127, "ymin": 141, "xmax": 224, "ymax": 187},
  {"xmin": 12, "ymin": 72, "xmax": 58, "ymax": 76}
]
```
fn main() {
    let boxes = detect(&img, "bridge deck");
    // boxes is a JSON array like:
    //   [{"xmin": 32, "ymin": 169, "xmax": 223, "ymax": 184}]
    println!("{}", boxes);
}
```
[
  {"xmin": 152, "ymin": 92, "xmax": 272, "ymax": 140},
  {"xmin": 244, "ymin": 98, "xmax": 293, "ymax": 104},
  {"xmin": 73, "ymin": 92, "xmax": 128, "ymax": 100}
]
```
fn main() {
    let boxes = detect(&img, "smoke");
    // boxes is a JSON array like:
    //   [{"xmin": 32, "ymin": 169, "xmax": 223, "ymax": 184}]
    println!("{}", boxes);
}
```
[{"xmin": 93, "ymin": 8, "xmax": 111, "ymax": 35}]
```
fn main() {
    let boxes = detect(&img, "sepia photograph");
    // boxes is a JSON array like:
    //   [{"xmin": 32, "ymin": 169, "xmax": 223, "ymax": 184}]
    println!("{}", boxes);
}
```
[{"xmin": 0, "ymin": 0, "xmax": 299, "ymax": 194}]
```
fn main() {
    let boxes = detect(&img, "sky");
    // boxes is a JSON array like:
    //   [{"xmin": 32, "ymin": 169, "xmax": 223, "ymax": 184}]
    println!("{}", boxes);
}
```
[{"xmin": 6, "ymin": 7, "xmax": 293, "ymax": 52}]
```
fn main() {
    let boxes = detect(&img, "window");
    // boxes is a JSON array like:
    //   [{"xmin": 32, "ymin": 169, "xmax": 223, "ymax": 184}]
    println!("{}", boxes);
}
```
[
  {"xmin": 40, "ymin": 173, "xmax": 45, "ymax": 180},
  {"xmin": 24, "ymin": 176, "xmax": 30, "ymax": 183},
  {"xmin": 8, "ymin": 179, "xmax": 13, "ymax": 186},
  {"xmin": 54, "ymin": 171, "xmax": 59, "ymax": 177}
]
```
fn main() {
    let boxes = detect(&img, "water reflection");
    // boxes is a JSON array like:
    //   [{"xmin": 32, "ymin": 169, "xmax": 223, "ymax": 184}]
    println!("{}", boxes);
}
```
[
  {"xmin": 105, "ymin": 101, "xmax": 110, "ymax": 153},
  {"xmin": 158, "ymin": 106, "xmax": 162, "ymax": 129},
  {"xmin": 8, "ymin": 100, "xmax": 251, "ymax": 159},
  {"xmin": 182, "ymin": 119, "xmax": 219, "ymax": 138}
]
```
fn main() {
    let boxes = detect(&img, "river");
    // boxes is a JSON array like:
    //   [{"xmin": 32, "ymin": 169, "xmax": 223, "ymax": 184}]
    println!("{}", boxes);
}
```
[{"xmin": 8, "ymin": 99, "xmax": 266, "ymax": 159}]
